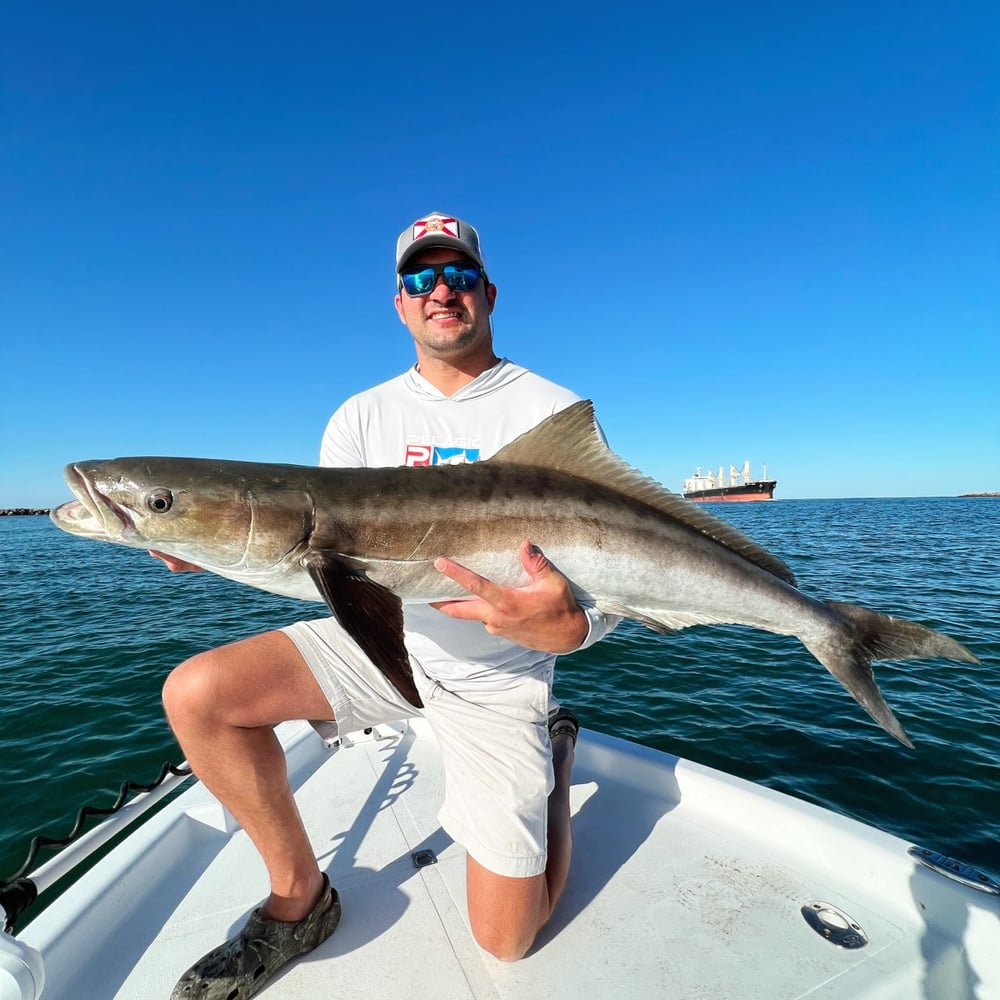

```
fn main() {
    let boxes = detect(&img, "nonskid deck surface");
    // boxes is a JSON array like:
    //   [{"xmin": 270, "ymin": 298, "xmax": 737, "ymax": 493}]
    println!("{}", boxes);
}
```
[{"xmin": 17, "ymin": 719, "xmax": 1000, "ymax": 999}]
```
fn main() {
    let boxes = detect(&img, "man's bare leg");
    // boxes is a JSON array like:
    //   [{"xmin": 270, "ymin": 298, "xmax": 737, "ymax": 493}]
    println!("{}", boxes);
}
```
[
  {"xmin": 162, "ymin": 631, "xmax": 335, "ymax": 920},
  {"xmin": 465, "ymin": 724, "xmax": 575, "ymax": 961}
]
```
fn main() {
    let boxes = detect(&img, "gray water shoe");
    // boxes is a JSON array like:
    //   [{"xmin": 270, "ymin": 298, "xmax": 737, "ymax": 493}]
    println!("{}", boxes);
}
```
[{"xmin": 170, "ymin": 874, "xmax": 340, "ymax": 999}]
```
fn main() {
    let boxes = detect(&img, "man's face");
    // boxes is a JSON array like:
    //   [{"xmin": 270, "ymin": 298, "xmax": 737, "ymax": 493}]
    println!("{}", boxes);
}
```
[{"xmin": 394, "ymin": 246, "xmax": 496, "ymax": 362}]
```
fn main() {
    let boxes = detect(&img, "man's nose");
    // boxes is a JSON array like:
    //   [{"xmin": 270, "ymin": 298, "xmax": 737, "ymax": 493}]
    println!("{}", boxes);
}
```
[{"xmin": 428, "ymin": 275, "xmax": 456, "ymax": 301}]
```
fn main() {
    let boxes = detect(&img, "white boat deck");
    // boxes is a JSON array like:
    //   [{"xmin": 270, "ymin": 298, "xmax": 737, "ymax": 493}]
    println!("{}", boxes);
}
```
[{"xmin": 8, "ymin": 719, "xmax": 1000, "ymax": 999}]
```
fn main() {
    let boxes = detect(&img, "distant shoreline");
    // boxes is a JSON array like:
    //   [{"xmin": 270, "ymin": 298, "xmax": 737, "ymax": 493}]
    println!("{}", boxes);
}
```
[{"xmin": 2, "ymin": 495, "xmax": 998, "ymax": 516}]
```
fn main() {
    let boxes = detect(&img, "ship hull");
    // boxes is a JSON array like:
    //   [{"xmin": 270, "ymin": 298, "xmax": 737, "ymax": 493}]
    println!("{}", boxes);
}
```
[{"xmin": 683, "ymin": 480, "xmax": 777, "ymax": 503}]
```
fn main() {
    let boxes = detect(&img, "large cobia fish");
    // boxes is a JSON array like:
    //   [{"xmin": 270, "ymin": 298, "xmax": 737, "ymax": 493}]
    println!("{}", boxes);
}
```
[{"xmin": 51, "ymin": 400, "xmax": 978, "ymax": 746}]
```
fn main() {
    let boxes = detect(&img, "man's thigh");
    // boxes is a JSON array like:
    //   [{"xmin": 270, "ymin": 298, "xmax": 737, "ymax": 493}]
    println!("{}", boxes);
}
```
[{"xmin": 172, "ymin": 630, "xmax": 333, "ymax": 728}]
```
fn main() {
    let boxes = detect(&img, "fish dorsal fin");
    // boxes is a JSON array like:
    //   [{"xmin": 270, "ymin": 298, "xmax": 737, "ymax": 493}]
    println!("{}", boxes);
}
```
[{"xmin": 489, "ymin": 400, "xmax": 797, "ymax": 587}]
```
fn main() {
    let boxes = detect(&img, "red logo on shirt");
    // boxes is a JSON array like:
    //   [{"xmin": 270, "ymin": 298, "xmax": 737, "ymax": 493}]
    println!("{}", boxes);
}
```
[{"xmin": 405, "ymin": 444, "xmax": 433, "ymax": 467}]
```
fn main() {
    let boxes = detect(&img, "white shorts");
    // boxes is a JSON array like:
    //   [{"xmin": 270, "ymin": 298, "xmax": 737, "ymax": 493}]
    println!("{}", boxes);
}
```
[{"xmin": 281, "ymin": 617, "xmax": 555, "ymax": 878}]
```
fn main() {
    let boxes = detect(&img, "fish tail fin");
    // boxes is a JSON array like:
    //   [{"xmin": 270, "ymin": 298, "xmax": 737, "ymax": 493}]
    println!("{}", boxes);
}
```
[
  {"xmin": 802, "ymin": 603, "xmax": 979, "ymax": 750},
  {"xmin": 827, "ymin": 602, "xmax": 981, "ymax": 665}
]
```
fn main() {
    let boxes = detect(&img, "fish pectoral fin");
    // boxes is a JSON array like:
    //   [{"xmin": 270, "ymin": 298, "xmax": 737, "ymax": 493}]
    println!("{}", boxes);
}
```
[{"xmin": 302, "ymin": 551, "xmax": 423, "ymax": 709}]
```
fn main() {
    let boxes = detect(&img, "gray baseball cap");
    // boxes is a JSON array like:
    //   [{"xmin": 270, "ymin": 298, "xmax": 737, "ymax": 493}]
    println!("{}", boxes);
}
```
[{"xmin": 395, "ymin": 212, "xmax": 488, "ymax": 276}]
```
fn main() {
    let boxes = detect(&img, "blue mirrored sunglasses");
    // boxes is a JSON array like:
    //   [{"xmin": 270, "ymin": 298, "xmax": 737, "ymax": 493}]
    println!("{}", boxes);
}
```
[{"xmin": 400, "ymin": 261, "xmax": 483, "ymax": 297}]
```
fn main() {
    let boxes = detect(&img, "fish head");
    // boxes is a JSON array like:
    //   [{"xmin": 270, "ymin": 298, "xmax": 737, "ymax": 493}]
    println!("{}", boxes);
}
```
[{"xmin": 50, "ymin": 457, "xmax": 313, "ymax": 575}]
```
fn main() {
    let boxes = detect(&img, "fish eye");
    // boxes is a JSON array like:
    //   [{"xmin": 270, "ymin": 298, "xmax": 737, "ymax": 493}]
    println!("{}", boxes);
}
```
[{"xmin": 145, "ymin": 488, "xmax": 174, "ymax": 513}]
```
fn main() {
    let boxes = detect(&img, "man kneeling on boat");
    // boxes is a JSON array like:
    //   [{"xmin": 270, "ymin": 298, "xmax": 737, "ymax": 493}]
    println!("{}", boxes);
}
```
[{"xmin": 154, "ymin": 211, "xmax": 618, "ymax": 999}]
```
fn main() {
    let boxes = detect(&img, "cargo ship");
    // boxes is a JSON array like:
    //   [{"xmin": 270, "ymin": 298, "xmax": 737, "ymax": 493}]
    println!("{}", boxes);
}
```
[{"xmin": 682, "ymin": 461, "xmax": 777, "ymax": 502}]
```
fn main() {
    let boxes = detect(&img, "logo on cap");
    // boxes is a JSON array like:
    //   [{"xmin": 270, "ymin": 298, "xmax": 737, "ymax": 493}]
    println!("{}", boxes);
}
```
[{"xmin": 413, "ymin": 217, "xmax": 459, "ymax": 241}]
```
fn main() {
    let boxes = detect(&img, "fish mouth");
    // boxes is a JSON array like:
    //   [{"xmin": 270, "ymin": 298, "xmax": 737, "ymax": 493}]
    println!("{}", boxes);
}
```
[{"xmin": 50, "ymin": 465, "xmax": 136, "ymax": 540}]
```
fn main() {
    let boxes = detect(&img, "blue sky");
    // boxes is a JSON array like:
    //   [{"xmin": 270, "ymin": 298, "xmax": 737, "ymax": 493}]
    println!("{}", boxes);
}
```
[{"xmin": 2, "ymin": 2, "xmax": 996, "ymax": 507}]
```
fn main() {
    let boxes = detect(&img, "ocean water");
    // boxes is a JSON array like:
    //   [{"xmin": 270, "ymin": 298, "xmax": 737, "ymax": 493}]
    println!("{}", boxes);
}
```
[{"xmin": 2, "ymin": 498, "xmax": 998, "ymax": 915}]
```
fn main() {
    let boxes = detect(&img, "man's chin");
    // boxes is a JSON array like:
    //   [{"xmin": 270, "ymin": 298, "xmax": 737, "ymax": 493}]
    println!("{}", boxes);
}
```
[{"xmin": 420, "ymin": 327, "xmax": 482, "ymax": 356}]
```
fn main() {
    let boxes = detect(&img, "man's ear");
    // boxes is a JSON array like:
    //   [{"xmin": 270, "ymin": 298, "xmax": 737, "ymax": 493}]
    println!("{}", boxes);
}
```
[{"xmin": 394, "ymin": 293, "xmax": 407, "ymax": 324}]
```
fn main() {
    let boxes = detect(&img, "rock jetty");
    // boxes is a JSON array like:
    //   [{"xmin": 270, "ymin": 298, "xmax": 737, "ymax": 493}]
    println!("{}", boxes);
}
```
[{"xmin": 0, "ymin": 508, "xmax": 51, "ymax": 516}]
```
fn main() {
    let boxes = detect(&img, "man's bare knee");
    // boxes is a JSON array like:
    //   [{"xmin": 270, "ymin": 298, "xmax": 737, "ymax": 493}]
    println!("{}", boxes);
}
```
[
  {"xmin": 466, "ymin": 863, "xmax": 547, "ymax": 962},
  {"xmin": 162, "ymin": 653, "xmax": 221, "ymax": 729},
  {"xmin": 470, "ymin": 921, "xmax": 535, "ymax": 963}
]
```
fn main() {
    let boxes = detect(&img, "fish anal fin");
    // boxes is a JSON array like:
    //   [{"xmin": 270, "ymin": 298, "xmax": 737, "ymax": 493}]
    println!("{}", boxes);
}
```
[
  {"xmin": 302, "ymin": 551, "xmax": 423, "ymax": 709},
  {"xmin": 600, "ymin": 602, "xmax": 743, "ymax": 634},
  {"xmin": 631, "ymin": 615, "xmax": 676, "ymax": 636},
  {"xmin": 600, "ymin": 601, "xmax": 749, "ymax": 634}
]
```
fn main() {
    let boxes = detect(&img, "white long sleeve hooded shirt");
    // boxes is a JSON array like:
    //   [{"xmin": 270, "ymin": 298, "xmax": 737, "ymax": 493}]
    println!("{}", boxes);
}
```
[{"xmin": 319, "ymin": 358, "xmax": 619, "ymax": 689}]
